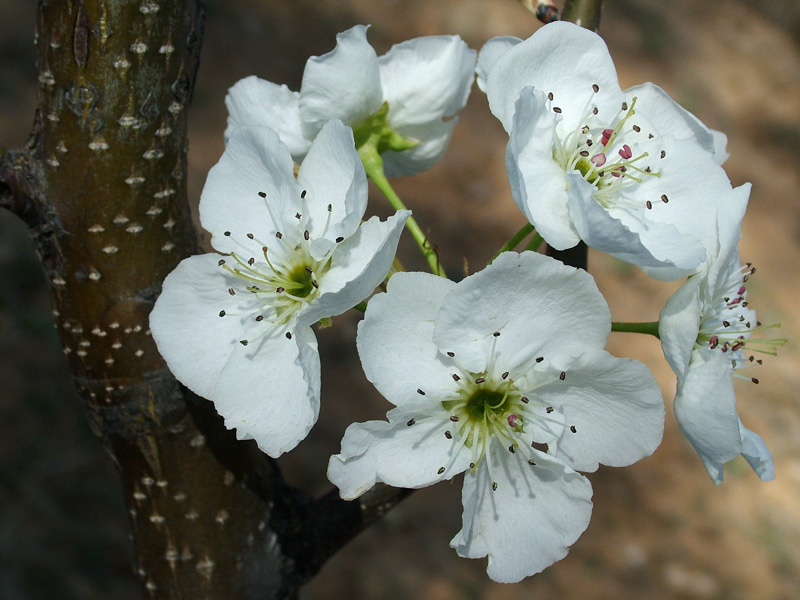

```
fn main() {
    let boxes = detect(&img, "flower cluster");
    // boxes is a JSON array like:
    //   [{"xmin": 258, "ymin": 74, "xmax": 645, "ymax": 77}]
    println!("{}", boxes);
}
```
[{"xmin": 150, "ymin": 18, "xmax": 782, "ymax": 586}]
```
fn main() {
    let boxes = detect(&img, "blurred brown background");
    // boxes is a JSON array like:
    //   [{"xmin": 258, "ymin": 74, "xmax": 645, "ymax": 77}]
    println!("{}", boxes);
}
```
[{"xmin": 1, "ymin": 1, "xmax": 799, "ymax": 598}]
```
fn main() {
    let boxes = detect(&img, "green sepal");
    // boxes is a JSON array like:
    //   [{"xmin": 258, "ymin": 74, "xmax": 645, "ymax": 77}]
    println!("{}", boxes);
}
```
[{"xmin": 352, "ymin": 101, "xmax": 420, "ymax": 155}]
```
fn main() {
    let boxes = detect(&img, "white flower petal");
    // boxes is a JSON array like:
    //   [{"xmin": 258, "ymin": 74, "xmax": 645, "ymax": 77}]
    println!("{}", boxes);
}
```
[
  {"xmin": 296, "ymin": 120, "xmax": 367, "ymax": 244},
  {"xmin": 739, "ymin": 421, "xmax": 775, "ymax": 481},
  {"xmin": 567, "ymin": 173, "xmax": 706, "ymax": 275},
  {"xmin": 298, "ymin": 210, "xmax": 410, "ymax": 326},
  {"xmin": 213, "ymin": 327, "xmax": 319, "ymax": 458},
  {"xmin": 659, "ymin": 274, "xmax": 704, "ymax": 378},
  {"xmin": 433, "ymin": 251, "xmax": 610, "ymax": 374},
  {"xmin": 485, "ymin": 22, "xmax": 622, "ymax": 132},
  {"xmin": 704, "ymin": 183, "xmax": 750, "ymax": 292},
  {"xmin": 150, "ymin": 253, "xmax": 262, "ymax": 399},
  {"xmin": 328, "ymin": 405, "xmax": 471, "ymax": 499},
  {"xmin": 674, "ymin": 353, "xmax": 743, "ymax": 484},
  {"xmin": 299, "ymin": 25, "xmax": 383, "ymax": 137},
  {"xmin": 224, "ymin": 76, "xmax": 310, "ymax": 159},
  {"xmin": 626, "ymin": 82, "xmax": 729, "ymax": 164},
  {"xmin": 476, "ymin": 36, "xmax": 521, "ymax": 93},
  {"xmin": 356, "ymin": 271, "xmax": 458, "ymax": 407},
  {"xmin": 451, "ymin": 451, "xmax": 593, "ymax": 583},
  {"xmin": 620, "ymin": 136, "xmax": 732, "ymax": 278},
  {"xmin": 534, "ymin": 350, "xmax": 664, "ymax": 472},
  {"xmin": 379, "ymin": 35, "xmax": 476, "ymax": 127},
  {"xmin": 507, "ymin": 88, "xmax": 581, "ymax": 249},
  {"xmin": 381, "ymin": 118, "xmax": 458, "ymax": 177},
  {"xmin": 200, "ymin": 126, "xmax": 299, "ymax": 254}
]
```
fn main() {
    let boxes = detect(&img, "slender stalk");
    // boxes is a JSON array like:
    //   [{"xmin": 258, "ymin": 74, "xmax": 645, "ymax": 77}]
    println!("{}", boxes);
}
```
[
  {"xmin": 492, "ymin": 222, "xmax": 535, "ymax": 261},
  {"xmin": 524, "ymin": 232, "xmax": 545, "ymax": 252},
  {"xmin": 611, "ymin": 321, "xmax": 661, "ymax": 339},
  {"xmin": 359, "ymin": 145, "xmax": 446, "ymax": 278}
]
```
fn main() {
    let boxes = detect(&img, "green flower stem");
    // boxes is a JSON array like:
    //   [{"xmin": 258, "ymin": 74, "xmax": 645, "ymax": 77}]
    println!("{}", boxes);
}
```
[
  {"xmin": 524, "ymin": 232, "xmax": 545, "ymax": 252},
  {"xmin": 358, "ymin": 144, "xmax": 447, "ymax": 278},
  {"xmin": 492, "ymin": 222, "xmax": 535, "ymax": 261},
  {"xmin": 611, "ymin": 321, "xmax": 661, "ymax": 339}
]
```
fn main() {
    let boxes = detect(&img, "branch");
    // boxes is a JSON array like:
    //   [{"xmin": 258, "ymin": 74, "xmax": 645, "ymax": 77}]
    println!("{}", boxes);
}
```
[{"xmin": 561, "ymin": 0, "xmax": 605, "ymax": 32}]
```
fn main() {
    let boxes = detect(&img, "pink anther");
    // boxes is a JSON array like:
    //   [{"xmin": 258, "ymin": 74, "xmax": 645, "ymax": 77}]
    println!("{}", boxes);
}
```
[
  {"xmin": 591, "ymin": 153, "xmax": 607, "ymax": 167},
  {"xmin": 618, "ymin": 144, "xmax": 633, "ymax": 159}
]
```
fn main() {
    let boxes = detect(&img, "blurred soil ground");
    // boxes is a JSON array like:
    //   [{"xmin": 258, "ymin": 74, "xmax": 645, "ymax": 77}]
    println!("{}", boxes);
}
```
[{"xmin": 1, "ymin": 1, "xmax": 799, "ymax": 598}]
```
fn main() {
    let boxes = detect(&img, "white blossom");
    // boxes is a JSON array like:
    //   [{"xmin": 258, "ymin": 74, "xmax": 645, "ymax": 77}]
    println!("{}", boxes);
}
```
[
  {"xmin": 225, "ymin": 25, "xmax": 476, "ymax": 176},
  {"xmin": 480, "ymin": 22, "xmax": 732, "ymax": 280},
  {"xmin": 328, "ymin": 251, "xmax": 664, "ymax": 582},
  {"xmin": 660, "ymin": 183, "xmax": 780, "ymax": 483},
  {"xmin": 150, "ymin": 120, "xmax": 409, "ymax": 457}
]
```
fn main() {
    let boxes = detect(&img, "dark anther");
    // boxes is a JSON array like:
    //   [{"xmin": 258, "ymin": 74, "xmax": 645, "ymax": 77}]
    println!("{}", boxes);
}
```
[
  {"xmin": 447, "ymin": 351, "xmax": 455, "ymax": 357},
  {"xmin": 553, "ymin": 106, "xmax": 562, "ymax": 114},
  {"xmin": 452, "ymin": 374, "xmax": 460, "ymax": 381},
  {"xmin": 305, "ymin": 266, "xmax": 313, "ymax": 274},
  {"xmin": 445, "ymin": 431, "xmax": 452, "ymax": 439},
  {"xmin": 304, "ymin": 230, "xmax": 310, "ymax": 241},
  {"xmin": 559, "ymin": 371, "xmax": 566, "ymax": 380},
  {"xmin": 224, "ymin": 231, "xmax": 231, "ymax": 236},
  {"xmin": 521, "ymin": 396, "xmax": 529, "ymax": 404},
  {"xmin": 633, "ymin": 125, "xmax": 641, "ymax": 132},
  {"xmin": 438, "ymin": 467, "xmax": 445, "ymax": 475},
  {"xmin": 335, "ymin": 237, "xmax": 344, "ymax": 243},
  {"xmin": 546, "ymin": 406, "xmax": 554, "ymax": 413},
  {"xmin": 228, "ymin": 288, "xmax": 235, "ymax": 295},
  {"xmin": 417, "ymin": 388, "xmax": 426, "ymax": 395},
  {"xmin": 218, "ymin": 259, "xmax": 225, "ymax": 266},
  {"xmin": 622, "ymin": 101, "xmax": 628, "ymax": 110},
  {"xmin": 239, "ymin": 340, "xmax": 248, "ymax": 346},
  {"xmin": 407, "ymin": 419, "xmax": 415, "ymax": 426},
  {"xmin": 502, "ymin": 371, "xmax": 509, "ymax": 380},
  {"xmin": 592, "ymin": 84, "xmax": 599, "ymax": 93},
  {"xmin": 285, "ymin": 332, "xmax": 293, "ymax": 340},
  {"xmin": 218, "ymin": 310, "xmax": 226, "ymax": 317},
  {"xmin": 258, "ymin": 191, "xmax": 266, "ymax": 198},
  {"xmin": 255, "ymin": 315, "xmax": 264, "ymax": 322},
  {"xmin": 547, "ymin": 92, "xmax": 554, "ymax": 101},
  {"xmin": 535, "ymin": 356, "xmax": 544, "ymax": 363},
  {"xmin": 646, "ymin": 201, "xmax": 653, "ymax": 210},
  {"xmin": 531, "ymin": 441, "xmax": 549, "ymax": 453},
  {"xmin": 570, "ymin": 425, "xmax": 577, "ymax": 433},
  {"xmin": 276, "ymin": 286, "xmax": 285, "ymax": 293},
  {"xmin": 660, "ymin": 150, "xmax": 666, "ymax": 158},
  {"xmin": 247, "ymin": 233, "xmax": 254, "ymax": 239},
  {"xmin": 661, "ymin": 194, "xmax": 669, "ymax": 203},
  {"xmin": 276, "ymin": 232, "xmax": 283, "ymax": 239},
  {"xmin": 450, "ymin": 415, "xmax": 459, "ymax": 422},
  {"xmin": 301, "ymin": 190, "xmax": 307, "ymax": 199},
  {"xmin": 475, "ymin": 377, "xmax": 485, "ymax": 384},
  {"xmin": 508, "ymin": 445, "xmax": 515, "ymax": 453}
]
